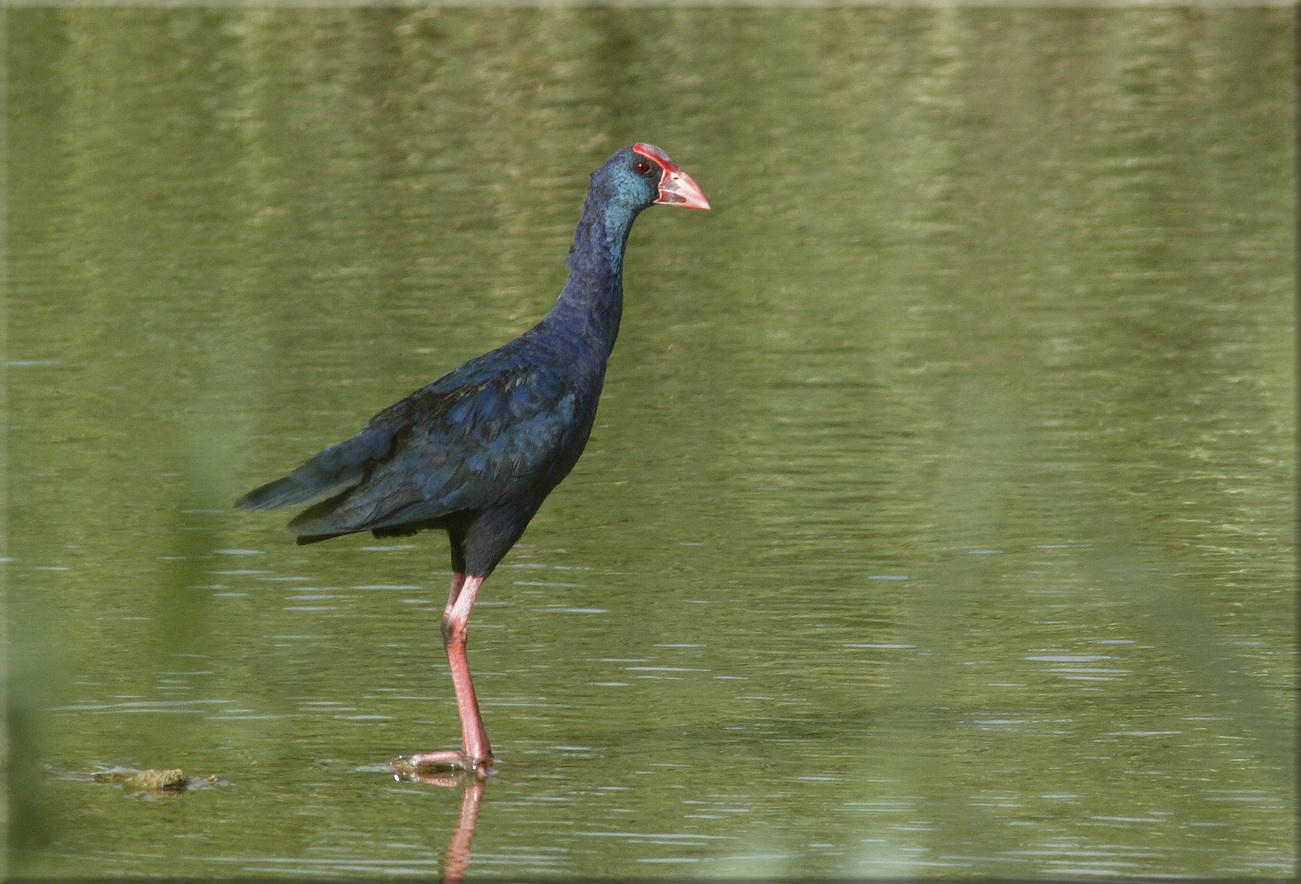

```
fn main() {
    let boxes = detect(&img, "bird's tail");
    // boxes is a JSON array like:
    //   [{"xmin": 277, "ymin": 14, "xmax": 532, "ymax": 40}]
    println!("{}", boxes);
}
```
[
  {"xmin": 235, "ymin": 471, "xmax": 338, "ymax": 511},
  {"xmin": 235, "ymin": 437, "xmax": 374, "ymax": 511}
]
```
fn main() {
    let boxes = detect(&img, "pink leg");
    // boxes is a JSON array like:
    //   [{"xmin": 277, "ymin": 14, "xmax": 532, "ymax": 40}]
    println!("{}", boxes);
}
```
[
  {"xmin": 398, "ymin": 572, "xmax": 494, "ymax": 775},
  {"xmin": 446, "ymin": 570, "xmax": 467, "ymax": 609},
  {"xmin": 444, "ymin": 574, "xmax": 492, "ymax": 766}
]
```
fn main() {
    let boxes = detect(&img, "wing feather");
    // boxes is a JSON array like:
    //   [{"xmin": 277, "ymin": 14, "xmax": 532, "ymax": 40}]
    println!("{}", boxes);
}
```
[{"xmin": 240, "ymin": 358, "xmax": 579, "ymax": 541}]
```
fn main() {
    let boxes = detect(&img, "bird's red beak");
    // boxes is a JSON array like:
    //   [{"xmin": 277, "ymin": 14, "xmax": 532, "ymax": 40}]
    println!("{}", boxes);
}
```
[{"xmin": 633, "ymin": 142, "xmax": 712, "ymax": 211}]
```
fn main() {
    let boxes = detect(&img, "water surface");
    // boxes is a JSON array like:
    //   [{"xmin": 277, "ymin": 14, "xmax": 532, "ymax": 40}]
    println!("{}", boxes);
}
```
[{"xmin": 7, "ymin": 6, "xmax": 1295, "ymax": 878}]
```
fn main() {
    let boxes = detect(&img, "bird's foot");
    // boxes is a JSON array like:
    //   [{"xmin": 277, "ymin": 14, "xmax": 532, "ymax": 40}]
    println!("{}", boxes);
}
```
[{"xmin": 388, "ymin": 750, "xmax": 495, "ymax": 780}]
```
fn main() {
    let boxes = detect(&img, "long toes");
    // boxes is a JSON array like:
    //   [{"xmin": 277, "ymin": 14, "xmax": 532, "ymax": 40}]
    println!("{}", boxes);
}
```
[{"xmin": 388, "ymin": 751, "xmax": 494, "ymax": 778}]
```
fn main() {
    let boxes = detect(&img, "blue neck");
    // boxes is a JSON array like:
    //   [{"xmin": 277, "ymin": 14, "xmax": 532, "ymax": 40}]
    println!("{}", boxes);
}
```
[{"xmin": 544, "ymin": 189, "xmax": 641, "ymax": 356}]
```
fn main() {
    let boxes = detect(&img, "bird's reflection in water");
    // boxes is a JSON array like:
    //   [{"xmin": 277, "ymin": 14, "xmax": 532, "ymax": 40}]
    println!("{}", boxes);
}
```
[{"xmin": 391, "ymin": 764, "xmax": 485, "ymax": 882}]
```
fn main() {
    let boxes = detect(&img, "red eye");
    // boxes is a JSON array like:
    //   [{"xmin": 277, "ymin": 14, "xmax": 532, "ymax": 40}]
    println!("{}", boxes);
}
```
[{"xmin": 633, "ymin": 159, "xmax": 652, "ymax": 175}]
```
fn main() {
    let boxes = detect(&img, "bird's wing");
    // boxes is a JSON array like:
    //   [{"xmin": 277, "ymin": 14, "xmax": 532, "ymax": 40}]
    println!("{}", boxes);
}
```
[{"xmin": 240, "ymin": 358, "xmax": 579, "ymax": 539}]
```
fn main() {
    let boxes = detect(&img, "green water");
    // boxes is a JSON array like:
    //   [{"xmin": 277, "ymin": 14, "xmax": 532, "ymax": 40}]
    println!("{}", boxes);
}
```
[{"xmin": 7, "ymin": 6, "xmax": 1295, "ymax": 878}]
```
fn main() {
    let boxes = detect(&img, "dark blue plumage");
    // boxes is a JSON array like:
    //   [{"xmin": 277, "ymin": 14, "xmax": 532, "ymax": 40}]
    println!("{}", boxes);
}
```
[{"xmin": 236, "ymin": 143, "xmax": 709, "ymax": 774}]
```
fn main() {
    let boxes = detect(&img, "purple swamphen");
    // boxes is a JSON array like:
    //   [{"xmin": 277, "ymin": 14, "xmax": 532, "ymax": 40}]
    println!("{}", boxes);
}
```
[{"xmin": 236, "ymin": 143, "xmax": 710, "ymax": 775}]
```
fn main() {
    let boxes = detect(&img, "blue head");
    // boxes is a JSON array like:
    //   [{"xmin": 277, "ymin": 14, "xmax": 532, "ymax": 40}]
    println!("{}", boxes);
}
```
[
  {"xmin": 559, "ymin": 142, "xmax": 709, "ymax": 336},
  {"xmin": 589, "ymin": 143, "xmax": 711, "ymax": 218}
]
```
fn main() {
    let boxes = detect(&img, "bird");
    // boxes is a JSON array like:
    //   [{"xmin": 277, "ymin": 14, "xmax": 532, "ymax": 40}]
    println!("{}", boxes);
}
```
[{"xmin": 236, "ymin": 143, "xmax": 710, "ymax": 776}]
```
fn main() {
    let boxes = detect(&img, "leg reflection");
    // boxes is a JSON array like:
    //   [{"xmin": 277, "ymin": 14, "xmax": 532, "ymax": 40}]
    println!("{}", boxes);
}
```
[
  {"xmin": 441, "ymin": 775, "xmax": 483, "ymax": 883},
  {"xmin": 389, "ymin": 765, "xmax": 484, "ymax": 882}
]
